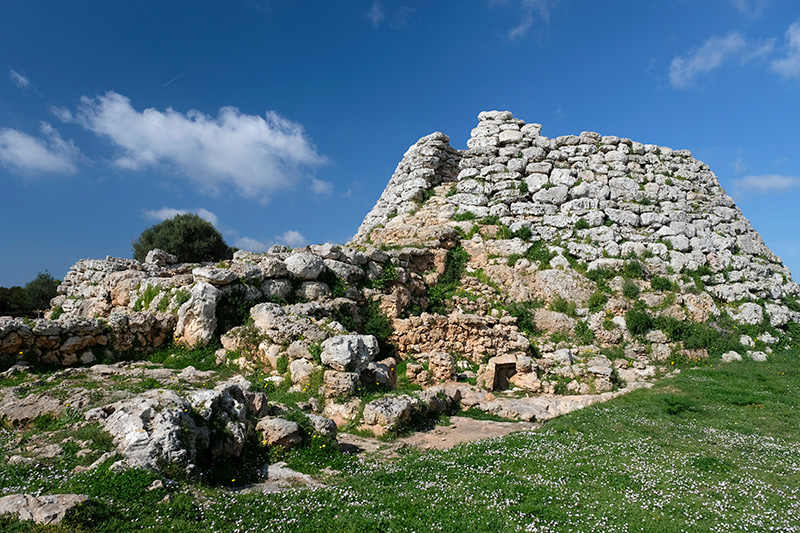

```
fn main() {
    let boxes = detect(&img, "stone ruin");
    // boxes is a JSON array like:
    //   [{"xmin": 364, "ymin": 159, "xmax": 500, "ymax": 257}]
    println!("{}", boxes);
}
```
[{"xmin": 2, "ymin": 110, "xmax": 799, "ymax": 422}]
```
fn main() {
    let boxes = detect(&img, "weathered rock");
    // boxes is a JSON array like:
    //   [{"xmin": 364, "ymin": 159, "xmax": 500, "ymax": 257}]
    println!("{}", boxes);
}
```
[
  {"xmin": 362, "ymin": 395, "xmax": 423, "ymax": 430},
  {"xmin": 306, "ymin": 413, "xmax": 338, "ymax": 439},
  {"xmin": 256, "ymin": 418, "xmax": 303, "ymax": 449},
  {"xmin": 320, "ymin": 335, "xmax": 379, "ymax": 373},
  {"xmin": 322, "ymin": 370, "xmax": 359, "ymax": 398},
  {"xmin": 0, "ymin": 494, "xmax": 88, "ymax": 525},
  {"xmin": 174, "ymin": 282, "xmax": 220, "ymax": 347},
  {"xmin": 192, "ymin": 266, "xmax": 238, "ymax": 285},
  {"xmin": 285, "ymin": 253, "xmax": 325, "ymax": 280},
  {"xmin": 428, "ymin": 351, "xmax": 456, "ymax": 381},
  {"xmin": 144, "ymin": 249, "xmax": 177, "ymax": 266}
]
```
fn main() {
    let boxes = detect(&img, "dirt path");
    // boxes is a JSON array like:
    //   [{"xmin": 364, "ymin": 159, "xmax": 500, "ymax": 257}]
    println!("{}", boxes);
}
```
[{"xmin": 337, "ymin": 416, "xmax": 538, "ymax": 458}]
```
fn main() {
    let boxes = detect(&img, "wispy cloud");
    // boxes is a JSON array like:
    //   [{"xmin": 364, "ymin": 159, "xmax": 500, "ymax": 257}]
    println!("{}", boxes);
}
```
[
  {"xmin": 668, "ymin": 32, "xmax": 774, "ymax": 89},
  {"xmin": 508, "ymin": 0, "xmax": 553, "ymax": 39},
  {"xmin": 771, "ymin": 18, "xmax": 800, "ymax": 81},
  {"xmin": 143, "ymin": 207, "xmax": 219, "ymax": 227},
  {"xmin": 367, "ymin": 1, "xmax": 385, "ymax": 28},
  {"xmin": 234, "ymin": 236, "xmax": 271, "ymax": 253},
  {"xmin": 61, "ymin": 91, "xmax": 326, "ymax": 200},
  {"xmin": 367, "ymin": 2, "xmax": 416, "ymax": 30},
  {"xmin": 276, "ymin": 230, "xmax": 307, "ymax": 247},
  {"xmin": 728, "ymin": 0, "xmax": 769, "ymax": 17},
  {"xmin": 732, "ymin": 174, "xmax": 800, "ymax": 193},
  {"xmin": 234, "ymin": 229, "xmax": 308, "ymax": 252},
  {"xmin": 8, "ymin": 68, "xmax": 30, "ymax": 90},
  {"xmin": 0, "ymin": 123, "xmax": 80, "ymax": 175},
  {"xmin": 311, "ymin": 177, "xmax": 333, "ymax": 195}
]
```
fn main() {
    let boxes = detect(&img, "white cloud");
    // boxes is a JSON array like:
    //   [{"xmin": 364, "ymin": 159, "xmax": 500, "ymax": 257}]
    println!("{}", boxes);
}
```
[
  {"xmin": 669, "ymin": 32, "xmax": 774, "ymax": 89},
  {"xmin": 275, "ymin": 230, "xmax": 307, "ymax": 248},
  {"xmin": 732, "ymin": 174, "xmax": 800, "ymax": 192},
  {"xmin": 234, "ymin": 229, "xmax": 307, "ymax": 252},
  {"xmin": 234, "ymin": 236, "xmax": 270, "ymax": 253},
  {"xmin": 508, "ymin": 0, "xmax": 553, "ymax": 39},
  {"xmin": 0, "ymin": 122, "xmax": 79, "ymax": 174},
  {"xmin": 143, "ymin": 207, "xmax": 219, "ymax": 227},
  {"xmin": 66, "ymin": 91, "xmax": 326, "ymax": 200},
  {"xmin": 771, "ymin": 19, "xmax": 800, "ymax": 81},
  {"xmin": 311, "ymin": 177, "xmax": 333, "ymax": 195},
  {"xmin": 8, "ymin": 68, "xmax": 30, "ymax": 90},
  {"xmin": 729, "ymin": 0, "xmax": 769, "ymax": 17},
  {"xmin": 367, "ymin": 1, "xmax": 385, "ymax": 28}
]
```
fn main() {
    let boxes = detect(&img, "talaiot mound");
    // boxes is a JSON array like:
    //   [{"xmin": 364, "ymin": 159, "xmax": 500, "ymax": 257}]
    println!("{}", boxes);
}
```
[{"xmin": 2, "ymin": 110, "xmax": 799, "ymax": 451}]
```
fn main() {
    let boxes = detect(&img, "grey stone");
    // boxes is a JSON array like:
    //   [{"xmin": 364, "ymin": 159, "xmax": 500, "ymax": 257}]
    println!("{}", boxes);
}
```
[{"xmin": 284, "ymin": 253, "xmax": 325, "ymax": 280}]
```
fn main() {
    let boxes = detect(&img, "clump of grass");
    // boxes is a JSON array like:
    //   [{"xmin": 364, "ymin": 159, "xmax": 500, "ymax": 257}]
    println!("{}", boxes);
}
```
[{"xmin": 622, "ymin": 279, "xmax": 640, "ymax": 299}]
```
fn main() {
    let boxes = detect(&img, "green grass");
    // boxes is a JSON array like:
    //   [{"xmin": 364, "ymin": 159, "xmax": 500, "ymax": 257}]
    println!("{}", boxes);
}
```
[{"xmin": 4, "ymin": 351, "xmax": 800, "ymax": 531}]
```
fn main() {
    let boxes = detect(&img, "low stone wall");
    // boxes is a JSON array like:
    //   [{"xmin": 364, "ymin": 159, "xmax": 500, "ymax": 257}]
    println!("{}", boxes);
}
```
[
  {"xmin": 391, "ymin": 312, "xmax": 531, "ymax": 363},
  {"xmin": 0, "ymin": 312, "xmax": 174, "ymax": 366}
]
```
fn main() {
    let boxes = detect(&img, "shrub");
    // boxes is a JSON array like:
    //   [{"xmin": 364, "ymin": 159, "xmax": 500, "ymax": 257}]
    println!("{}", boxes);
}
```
[
  {"xmin": 453, "ymin": 212, "xmax": 476, "ymax": 222},
  {"xmin": 512, "ymin": 226, "xmax": 532, "ymax": 241},
  {"xmin": 132, "ymin": 213, "xmax": 234, "ymax": 263},
  {"xmin": 650, "ymin": 275, "xmax": 673, "ymax": 292},
  {"xmin": 525, "ymin": 241, "xmax": 556, "ymax": 268},
  {"xmin": 587, "ymin": 291, "xmax": 608, "ymax": 313},
  {"xmin": 575, "ymin": 320, "xmax": 595, "ymax": 344},
  {"xmin": 575, "ymin": 218, "xmax": 590, "ymax": 230},
  {"xmin": 622, "ymin": 280, "xmax": 640, "ymax": 299},
  {"xmin": 507, "ymin": 301, "xmax": 542, "ymax": 337},
  {"xmin": 361, "ymin": 300, "xmax": 395, "ymax": 355},
  {"xmin": 427, "ymin": 246, "xmax": 469, "ymax": 314},
  {"xmin": 625, "ymin": 305, "xmax": 653, "ymax": 336},
  {"xmin": 622, "ymin": 260, "xmax": 644, "ymax": 279},
  {"xmin": 550, "ymin": 295, "xmax": 577, "ymax": 317}
]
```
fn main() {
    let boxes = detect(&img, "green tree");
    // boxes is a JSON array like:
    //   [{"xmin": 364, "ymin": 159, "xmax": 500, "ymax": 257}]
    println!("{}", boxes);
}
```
[
  {"xmin": 0, "ymin": 285, "xmax": 25, "ymax": 315},
  {"xmin": 23, "ymin": 271, "xmax": 60, "ymax": 311},
  {"xmin": 132, "ymin": 213, "xmax": 234, "ymax": 263}
]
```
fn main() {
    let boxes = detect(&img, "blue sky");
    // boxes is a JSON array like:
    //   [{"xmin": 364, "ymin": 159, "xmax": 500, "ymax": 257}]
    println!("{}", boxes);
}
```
[{"xmin": 1, "ymin": 0, "xmax": 799, "ymax": 286}]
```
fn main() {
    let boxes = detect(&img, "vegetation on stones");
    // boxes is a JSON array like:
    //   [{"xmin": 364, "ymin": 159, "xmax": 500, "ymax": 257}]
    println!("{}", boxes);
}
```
[
  {"xmin": 427, "ymin": 246, "xmax": 469, "ymax": 315},
  {"xmin": 131, "ymin": 213, "xmax": 234, "ymax": 263},
  {"xmin": 452, "ymin": 212, "xmax": 476, "ymax": 222}
]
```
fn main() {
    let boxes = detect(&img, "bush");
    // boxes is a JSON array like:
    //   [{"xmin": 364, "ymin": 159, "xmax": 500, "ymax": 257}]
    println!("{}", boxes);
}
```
[
  {"xmin": 427, "ymin": 246, "xmax": 469, "ymax": 314},
  {"xmin": 587, "ymin": 291, "xmax": 608, "ymax": 313},
  {"xmin": 622, "ymin": 260, "xmax": 644, "ymax": 279},
  {"xmin": 622, "ymin": 280, "xmax": 640, "ymax": 299},
  {"xmin": 625, "ymin": 305, "xmax": 653, "ymax": 336},
  {"xmin": 525, "ymin": 241, "xmax": 556, "ymax": 268},
  {"xmin": 650, "ymin": 275, "xmax": 673, "ymax": 292},
  {"xmin": 506, "ymin": 301, "xmax": 542, "ymax": 337},
  {"xmin": 132, "ymin": 213, "xmax": 234, "ymax": 263}
]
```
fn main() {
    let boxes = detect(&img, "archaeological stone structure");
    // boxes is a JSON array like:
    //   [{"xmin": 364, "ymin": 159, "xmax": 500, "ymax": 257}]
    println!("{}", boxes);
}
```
[{"xmin": 2, "ymin": 110, "xmax": 798, "ymax": 425}]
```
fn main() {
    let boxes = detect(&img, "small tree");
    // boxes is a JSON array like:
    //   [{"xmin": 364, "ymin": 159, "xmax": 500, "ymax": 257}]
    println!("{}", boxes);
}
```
[
  {"xmin": 132, "ymin": 213, "xmax": 234, "ymax": 263},
  {"xmin": 24, "ymin": 271, "xmax": 60, "ymax": 311}
]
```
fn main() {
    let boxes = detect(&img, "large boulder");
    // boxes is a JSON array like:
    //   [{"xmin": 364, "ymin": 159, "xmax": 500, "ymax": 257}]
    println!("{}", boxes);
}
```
[
  {"xmin": 0, "ymin": 494, "xmax": 89, "ymax": 525},
  {"xmin": 284, "ymin": 253, "xmax": 325, "ymax": 280},
  {"xmin": 362, "ymin": 395, "xmax": 423, "ymax": 430},
  {"xmin": 174, "ymin": 282, "xmax": 220, "ymax": 347},
  {"xmin": 256, "ymin": 417, "xmax": 303, "ymax": 449},
  {"xmin": 320, "ymin": 335, "xmax": 379, "ymax": 373}
]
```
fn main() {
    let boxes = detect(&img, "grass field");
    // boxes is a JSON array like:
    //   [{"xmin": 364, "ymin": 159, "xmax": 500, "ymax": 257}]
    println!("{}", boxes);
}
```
[{"xmin": 2, "ymin": 351, "xmax": 799, "ymax": 532}]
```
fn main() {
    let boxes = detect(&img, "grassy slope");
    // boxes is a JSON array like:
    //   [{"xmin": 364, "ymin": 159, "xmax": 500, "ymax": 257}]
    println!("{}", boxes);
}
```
[{"xmin": 2, "ymin": 352, "xmax": 800, "ymax": 532}]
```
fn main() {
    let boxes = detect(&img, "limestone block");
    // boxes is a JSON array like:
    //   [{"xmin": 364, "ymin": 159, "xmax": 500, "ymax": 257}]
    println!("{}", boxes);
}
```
[{"xmin": 285, "ymin": 253, "xmax": 325, "ymax": 280}]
